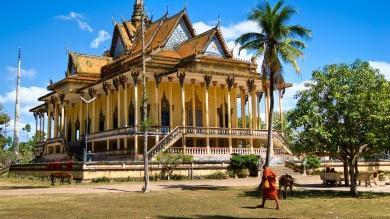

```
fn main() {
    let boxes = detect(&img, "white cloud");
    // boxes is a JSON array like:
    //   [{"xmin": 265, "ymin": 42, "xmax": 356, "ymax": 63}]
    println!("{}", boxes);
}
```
[
  {"xmin": 0, "ymin": 86, "xmax": 48, "ymax": 116},
  {"xmin": 1, "ymin": 86, "xmax": 47, "ymax": 142},
  {"xmin": 193, "ymin": 20, "xmax": 260, "ymax": 41},
  {"xmin": 6, "ymin": 66, "xmax": 37, "ymax": 80},
  {"xmin": 282, "ymin": 80, "xmax": 311, "ymax": 111},
  {"xmin": 90, "ymin": 30, "xmax": 111, "ymax": 49},
  {"xmin": 56, "ymin": 11, "xmax": 93, "ymax": 32},
  {"xmin": 369, "ymin": 61, "xmax": 390, "ymax": 81}
]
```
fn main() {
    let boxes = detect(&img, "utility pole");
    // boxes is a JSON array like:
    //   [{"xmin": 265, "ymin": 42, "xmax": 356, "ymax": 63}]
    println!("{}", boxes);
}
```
[
  {"xmin": 13, "ymin": 48, "xmax": 21, "ymax": 157},
  {"xmin": 141, "ymin": 12, "xmax": 150, "ymax": 193}
]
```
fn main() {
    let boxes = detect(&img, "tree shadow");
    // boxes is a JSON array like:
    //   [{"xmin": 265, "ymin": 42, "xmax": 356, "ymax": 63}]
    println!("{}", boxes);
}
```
[
  {"xmin": 0, "ymin": 186, "xmax": 50, "ymax": 190},
  {"xmin": 158, "ymin": 215, "xmax": 285, "ymax": 219},
  {"xmin": 158, "ymin": 184, "xmax": 229, "ymax": 191},
  {"xmin": 239, "ymin": 188, "xmax": 390, "ymax": 199}
]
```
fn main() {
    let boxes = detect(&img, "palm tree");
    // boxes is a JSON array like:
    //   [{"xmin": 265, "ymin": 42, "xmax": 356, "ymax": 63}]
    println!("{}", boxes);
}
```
[
  {"xmin": 22, "ymin": 124, "xmax": 31, "ymax": 141},
  {"xmin": 236, "ymin": 0, "xmax": 311, "ymax": 166}
]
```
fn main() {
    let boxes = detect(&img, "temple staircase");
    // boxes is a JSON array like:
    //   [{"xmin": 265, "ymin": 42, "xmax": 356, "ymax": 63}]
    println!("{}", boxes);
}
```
[
  {"xmin": 147, "ymin": 127, "xmax": 185, "ymax": 160},
  {"xmin": 147, "ymin": 127, "xmax": 293, "ymax": 160}
]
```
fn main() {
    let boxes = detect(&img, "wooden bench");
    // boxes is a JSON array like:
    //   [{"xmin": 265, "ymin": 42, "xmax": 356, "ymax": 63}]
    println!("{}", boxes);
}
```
[{"xmin": 320, "ymin": 172, "xmax": 343, "ymax": 186}]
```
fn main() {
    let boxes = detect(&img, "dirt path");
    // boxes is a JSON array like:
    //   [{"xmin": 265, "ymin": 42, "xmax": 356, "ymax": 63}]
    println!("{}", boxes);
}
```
[{"xmin": 1, "ymin": 175, "xmax": 389, "ymax": 196}]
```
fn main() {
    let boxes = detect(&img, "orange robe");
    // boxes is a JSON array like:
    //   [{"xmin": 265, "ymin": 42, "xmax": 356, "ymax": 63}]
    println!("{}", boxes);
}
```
[{"xmin": 262, "ymin": 168, "xmax": 278, "ymax": 200}]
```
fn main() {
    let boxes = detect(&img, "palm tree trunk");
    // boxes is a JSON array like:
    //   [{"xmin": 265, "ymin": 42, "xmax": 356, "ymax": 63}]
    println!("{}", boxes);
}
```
[{"xmin": 265, "ymin": 73, "xmax": 275, "ymax": 167}]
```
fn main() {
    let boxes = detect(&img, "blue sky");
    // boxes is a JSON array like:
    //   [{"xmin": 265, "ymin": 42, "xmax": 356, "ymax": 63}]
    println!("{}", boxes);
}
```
[{"xmin": 1, "ymin": 0, "xmax": 389, "ymax": 141}]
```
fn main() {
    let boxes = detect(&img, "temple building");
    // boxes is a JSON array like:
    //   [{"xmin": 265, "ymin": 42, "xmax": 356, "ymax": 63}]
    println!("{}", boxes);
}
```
[{"xmin": 30, "ymin": 0, "xmax": 291, "ymax": 162}]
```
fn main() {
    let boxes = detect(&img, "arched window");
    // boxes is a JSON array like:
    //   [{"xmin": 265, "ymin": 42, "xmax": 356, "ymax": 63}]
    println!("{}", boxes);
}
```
[
  {"xmin": 217, "ymin": 102, "xmax": 229, "ymax": 128},
  {"xmin": 99, "ymin": 110, "xmax": 105, "ymax": 131},
  {"xmin": 161, "ymin": 93, "xmax": 170, "ymax": 127},
  {"xmin": 67, "ymin": 120, "xmax": 72, "ymax": 141},
  {"xmin": 113, "ymin": 104, "xmax": 118, "ymax": 129},
  {"xmin": 186, "ymin": 93, "xmax": 203, "ymax": 127},
  {"xmin": 128, "ymin": 100, "xmax": 135, "ymax": 126}
]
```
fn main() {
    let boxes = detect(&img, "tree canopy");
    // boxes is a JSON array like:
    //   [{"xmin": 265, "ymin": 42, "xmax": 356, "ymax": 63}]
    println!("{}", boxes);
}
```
[
  {"xmin": 235, "ymin": 0, "xmax": 311, "ymax": 166},
  {"xmin": 288, "ymin": 60, "xmax": 390, "ymax": 195}
]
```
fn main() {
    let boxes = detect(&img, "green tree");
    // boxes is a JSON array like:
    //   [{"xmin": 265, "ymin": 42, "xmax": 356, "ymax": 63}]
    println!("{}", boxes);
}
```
[
  {"xmin": 0, "ymin": 104, "xmax": 11, "ymax": 167},
  {"xmin": 22, "ymin": 124, "xmax": 31, "ymax": 140},
  {"xmin": 288, "ymin": 60, "xmax": 390, "ymax": 196},
  {"xmin": 236, "ymin": 0, "xmax": 311, "ymax": 166}
]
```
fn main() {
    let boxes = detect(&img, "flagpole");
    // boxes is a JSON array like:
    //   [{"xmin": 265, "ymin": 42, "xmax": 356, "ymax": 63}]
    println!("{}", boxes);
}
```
[{"xmin": 13, "ymin": 47, "xmax": 21, "ymax": 157}]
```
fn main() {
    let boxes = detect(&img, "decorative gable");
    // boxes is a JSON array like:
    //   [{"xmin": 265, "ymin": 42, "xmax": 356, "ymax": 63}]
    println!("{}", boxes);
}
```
[
  {"xmin": 205, "ymin": 36, "xmax": 226, "ymax": 57},
  {"xmin": 165, "ymin": 18, "xmax": 192, "ymax": 49},
  {"xmin": 113, "ymin": 36, "xmax": 125, "ymax": 58}
]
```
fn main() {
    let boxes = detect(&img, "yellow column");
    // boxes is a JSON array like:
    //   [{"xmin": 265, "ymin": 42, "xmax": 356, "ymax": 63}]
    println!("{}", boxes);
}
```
[
  {"xmin": 118, "ymin": 86, "xmax": 122, "ymax": 128},
  {"xmin": 154, "ymin": 75, "xmax": 161, "ymax": 144},
  {"xmin": 221, "ymin": 85, "xmax": 226, "ymax": 128},
  {"xmin": 106, "ymin": 87, "xmax": 111, "ymax": 150},
  {"xmin": 204, "ymin": 75, "xmax": 212, "ymax": 153},
  {"xmin": 240, "ymin": 88, "xmax": 246, "ymax": 128},
  {"xmin": 125, "ymin": 84, "xmax": 129, "ymax": 127},
  {"xmin": 226, "ymin": 77, "xmax": 234, "ymax": 153},
  {"xmin": 213, "ymin": 81, "xmax": 218, "ymax": 127},
  {"xmin": 79, "ymin": 101, "xmax": 84, "ymax": 140},
  {"xmin": 168, "ymin": 77, "xmax": 173, "ymax": 129},
  {"xmin": 54, "ymin": 103, "xmax": 58, "ymax": 138},
  {"xmin": 178, "ymin": 72, "xmax": 186, "ymax": 153},
  {"xmin": 191, "ymin": 79, "xmax": 196, "ymax": 127},
  {"xmin": 131, "ymin": 72, "xmax": 139, "ymax": 153},
  {"xmin": 47, "ymin": 104, "xmax": 51, "ymax": 139},
  {"xmin": 252, "ymin": 91, "xmax": 257, "ymax": 130}
]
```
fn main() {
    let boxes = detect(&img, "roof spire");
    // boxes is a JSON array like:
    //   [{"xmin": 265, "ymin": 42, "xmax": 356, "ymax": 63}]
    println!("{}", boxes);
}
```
[
  {"xmin": 217, "ymin": 15, "xmax": 221, "ymax": 27},
  {"xmin": 112, "ymin": 16, "xmax": 117, "ymax": 25},
  {"xmin": 132, "ymin": 0, "xmax": 144, "ymax": 28}
]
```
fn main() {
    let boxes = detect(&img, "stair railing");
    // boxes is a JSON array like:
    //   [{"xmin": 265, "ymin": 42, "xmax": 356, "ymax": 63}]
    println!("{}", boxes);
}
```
[{"xmin": 147, "ymin": 126, "xmax": 185, "ymax": 160}]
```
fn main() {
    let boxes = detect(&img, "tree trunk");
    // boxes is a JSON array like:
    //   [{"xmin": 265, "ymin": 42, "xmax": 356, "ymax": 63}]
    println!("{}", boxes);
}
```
[
  {"xmin": 265, "ymin": 73, "xmax": 275, "ymax": 167},
  {"xmin": 343, "ymin": 160, "xmax": 349, "ymax": 186},
  {"xmin": 348, "ymin": 157, "xmax": 358, "ymax": 197},
  {"xmin": 141, "ymin": 15, "xmax": 150, "ymax": 193}
]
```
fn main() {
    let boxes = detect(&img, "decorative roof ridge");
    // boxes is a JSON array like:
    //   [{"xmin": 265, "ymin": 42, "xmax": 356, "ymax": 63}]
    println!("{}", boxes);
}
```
[{"xmin": 70, "ymin": 52, "xmax": 112, "ymax": 60}]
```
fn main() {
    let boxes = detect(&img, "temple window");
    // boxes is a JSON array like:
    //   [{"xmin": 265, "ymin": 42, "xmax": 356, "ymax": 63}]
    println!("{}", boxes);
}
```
[
  {"xmin": 99, "ymin": 110, "xmax": 105, "ymax": 131},
  {"xmin": 113, "ymin": 104, "xmax": 118, "ymax": 129},
  {"xmin": 161, "ymin": 93, "xmax": 170, "ymax": 127},
  {"xmin": 128, "ymin": 101, "xmax": 135, "ymax": 126},
  {"xmin": 67, "ymin": 120, "xmax": 72, "ymax": 141}
]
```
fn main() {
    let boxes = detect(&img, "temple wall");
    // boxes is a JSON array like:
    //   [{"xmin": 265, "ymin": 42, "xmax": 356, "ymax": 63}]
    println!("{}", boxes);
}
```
[{"xmin": 9, "ymin": 162, "xmax": 230, "ymax": 181}]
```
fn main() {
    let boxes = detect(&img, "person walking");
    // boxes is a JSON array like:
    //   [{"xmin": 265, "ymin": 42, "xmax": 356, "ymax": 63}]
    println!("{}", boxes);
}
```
[{"xmin": 258, "ymin": 165, "xmax": 280, "ymax": 209}]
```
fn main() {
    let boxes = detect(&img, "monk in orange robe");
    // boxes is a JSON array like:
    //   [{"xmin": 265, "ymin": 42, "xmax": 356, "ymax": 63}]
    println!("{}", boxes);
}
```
[{"xmin": 258, "ymin": 166, "xmax": 280, "ymax": 209}]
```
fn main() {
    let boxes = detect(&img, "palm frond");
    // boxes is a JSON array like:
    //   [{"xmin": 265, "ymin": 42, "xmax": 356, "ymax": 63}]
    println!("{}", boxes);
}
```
[
  {"xmin": 283, "ymin": 25, "xmax": 312, "ymax": 39},
  {"xmin": 235, "ymin": 32, "xmax": 265, "ymax": 46}
]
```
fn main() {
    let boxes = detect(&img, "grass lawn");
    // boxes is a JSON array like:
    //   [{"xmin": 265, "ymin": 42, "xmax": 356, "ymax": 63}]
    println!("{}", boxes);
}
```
[{"xmin": 0, "ymin": 185, "xmax": 389, "ymax": 219}]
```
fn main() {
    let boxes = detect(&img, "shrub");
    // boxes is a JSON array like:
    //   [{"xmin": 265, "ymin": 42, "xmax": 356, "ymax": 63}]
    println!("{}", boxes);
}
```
[
  {"xmin": 236, "ymin": 169, "xmax": 249, "ymax": 178},
  {"xmin": 228, "ymin": 154, "xmax": 261, "ymax": 177},
  {"xmin": 305, "ymin": 155, "xmax": 321, "ymax": 170},
  {"xmin": 91, "ymin": 177, "xmax": 111, "ymax": 183},
  {"xmin": 156, "ymin": 153, "xmax": 193, "ymax": 180}
]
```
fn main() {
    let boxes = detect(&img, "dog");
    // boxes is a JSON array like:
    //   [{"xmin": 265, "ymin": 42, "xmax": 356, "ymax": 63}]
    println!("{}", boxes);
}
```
[
  {"xmin": 279, "ymin": 174, "xmax": 294, "ymax": 199},
  {"xmin": 51, "ymin": 172, "xmax": 73, "ymax": 186}
]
